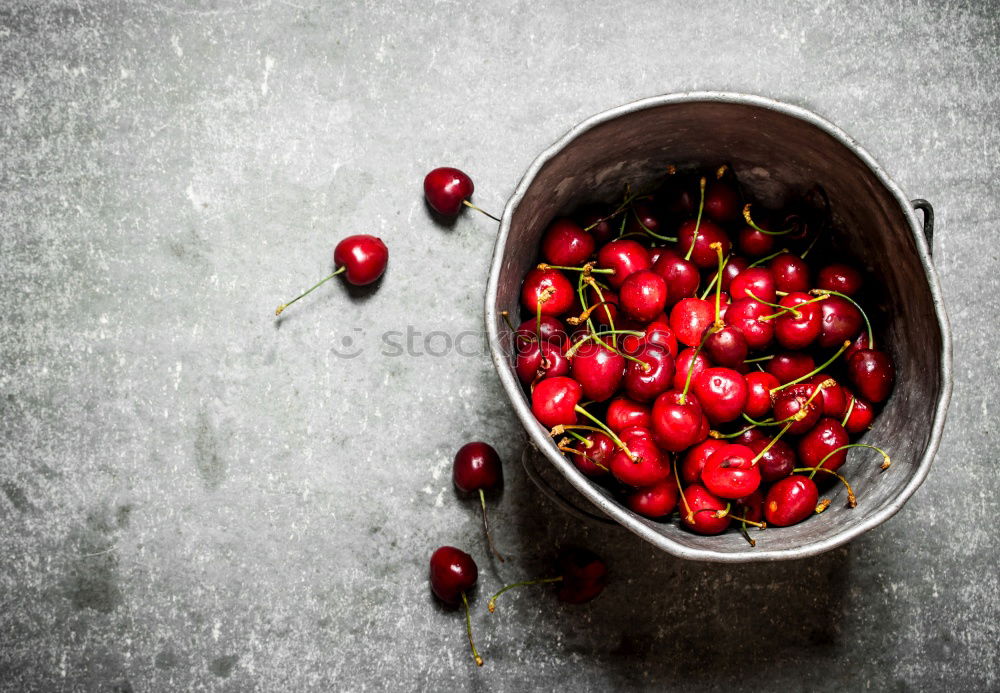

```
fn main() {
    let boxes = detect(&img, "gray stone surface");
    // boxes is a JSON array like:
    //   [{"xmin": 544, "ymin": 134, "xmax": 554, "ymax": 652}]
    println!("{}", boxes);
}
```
[{"xmin": 0, "ymin": 1, "xmax": 996, "ymax": 690}]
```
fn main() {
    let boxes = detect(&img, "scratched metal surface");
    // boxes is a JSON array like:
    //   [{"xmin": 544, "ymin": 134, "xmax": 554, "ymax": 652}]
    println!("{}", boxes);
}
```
[{"xmin": 0, "ymin": 1, "xmax": 996, "ymax": 690}]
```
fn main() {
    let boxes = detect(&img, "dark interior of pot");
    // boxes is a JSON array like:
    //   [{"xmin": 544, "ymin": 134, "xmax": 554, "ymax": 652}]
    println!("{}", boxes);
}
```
[{"xmin": 492, "ymin": 100, "xmax": 945, "ymax": 557}]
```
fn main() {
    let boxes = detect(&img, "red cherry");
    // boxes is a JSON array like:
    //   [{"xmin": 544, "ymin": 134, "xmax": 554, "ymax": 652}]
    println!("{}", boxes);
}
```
[
  {"xmin": 818, "ymin": 263, "xmax": 863, "ymax": 296},
  {"xmin": 724, "ymin": 298, "xmax": 774, "ymax": 350},
  {"xmin": 571, "ymin": 342, "xmax": 625, "ymax": 402},
  {"xmin": 514, "ymin": 340, "xmax": 569, "ymax": 383},
  {"xmin": 772, "ymin": 383, "xmax": 822, "ymax": 434},
  {"xmin": 845, "ymin": 330, "xmax": 874, "ymax": 359},
  {"xmin": 703, "ymin": 324, "xmax": 749, "ymax": 368},
  {"xmin": 764, "ymin": 476, "xmax": 819, "ymax": 527},
  {"xmin": 691, "ymin": 367, "xmax": 748, "ymax": 425},
  {"xmin": 769, "ymin": 253, "xmax": 811, "ymax": 293},
  {"xmin": 622, "ymin": 320, "xmax": 678, "ymax": 358},
  {"xmin": 652, "ymin": 252, "xmax": 700, "ymax": 306},
  {"xmin": 774, "ymin": 292, "xmax": 822, "ymax": 349},
  {"xmin": 626, "ymin": 479, "xmax": 679, "ymax": 519},
  {"xmin": 577, "ymin": 205, "xmax": 615, "ymax": 245},
  {"xmin": 818, "ymin": 295, "xmax": 862, "ymax": 348},
  {"xmin": 623, "ymin": 344, "xmax": 675, "ymax": 403},
  {"xmin": 520, "ymin": 267, "xmax": 575, "ymax": 317},
  {"xmin": 766, "ymin": 351, "xmax": 816, "ymax": 384},
  {"xmin": 738, "ymin": 226, "xmax": 775, "ymax": 256},
  {"xmin": 515, "ymin": 316, "xmax": 568, "ymax": 348},
  {"xmin": 744, "ymin": 371, "xmax": 780, "ymax": 419},
  {"xmin": 843, "ymin": 395, "xmax": 875, "ymax": 434},
  {"xmin": 701, "ymin": 444, "xmax": 761, "ymax": 499},
  {"xmin": 619, "ymin": 270, "xmax": 668, "ymax": 322},
  {"xmin": 679, "ymin": 483, "xmax": 731, "ymax": 535},
  {"xmin": 797, "ymin": 418, "xmax": 850, "ymax": 472},
  {"xmin": 541, "ymin": 218, "xmax": 595, "ymax": 267},
  {"xmin": 626, "ymin": 200, "xmax": 665, "ymax": 236},
  {"xmin": 735, "ymin": 426, "xmax": 767, "ymax": 446},
  {"xmin": 680, "ymin": 439, "xmax": 727, "ymax": 483},
  {"xmin": 597, "ymin": 239, "xmax": 651, "ymax": 288},
  {"xmin": 729, "ymin": 267, "xmax": 777, "ymax": 303},
  {"xmin": 673, "ymin": 347, "xmax": 712, "ymax": 391},
  {"xmin": 275, "ymin": 235, "xmax": 389, "ymax": 315},
  {"xmin": 424, "ymin": 167, "xmax": 474, "ymax": 216},
  {"xmin": 531, "ymin": 376, "xmax": 582, "ymax": 428},
  {"xmin": 708, "ymin": 256, "xmax": 750, "ymax": 293},
  {"xmin": 847, "ymin": 349, "xmax": 895, "ymax": 403},
  {"xmin": 749, "ymin": 436, "xmax": 797, "ymax": 482},
  {"xmin": 669, "ymin": 297, "xmax": 715, "ymax": 347},
  {"xmin": 676, "ymin": 219, "xmax": 731, "ymax": 268},
  {"xmin": 606, "ymin": 396, "xmax": 653, "ymax": 432},
  {"xmin": 567, "ymin": 431, "xmax": 613, "ymax": 477},
  {"xmin": 704, "ymin": 180, "xmax": 741, "ymax": 222},
  {"xmin": 652, "ymin": 390, "xmax": 706, "ymax": 452},
  {"xmin": 584, "ymin": 285, "xmax": 619, "ymax": 328},
  {"xmin": 429, "ymin": 546, "xmax": 478, "ymax": 605},
  {"xmin": 453, "ymin": 442, "xmax": 502, "ymax": 493},
  {"xmin": 807, "ymin": 375, "xmax": 849, "ymax": 418},
  {"xmin": 609, "ymin": 427, "xmax": 669, "ymax": 487},
  {"xmin": 556, "ymin": 547, "xmax": 608, "ymax": 604},
  {"xmin": 736, "ymin": 489, "xmax": 765, "ymax": 523}
]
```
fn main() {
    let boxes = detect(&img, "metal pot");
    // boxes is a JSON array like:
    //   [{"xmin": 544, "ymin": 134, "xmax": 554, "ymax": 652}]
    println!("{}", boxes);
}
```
[{"xmin": 485, "ymin": 92, "xmax": 952, "ymax": 562}]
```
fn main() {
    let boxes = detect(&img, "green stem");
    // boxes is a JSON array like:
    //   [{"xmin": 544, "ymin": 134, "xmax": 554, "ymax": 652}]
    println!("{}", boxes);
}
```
[
  {"xmin": 841, "ymin": 396, "xmax": 857, "ymax": 427},
  {"xmin": 479, "ymin": 488, "xmax": 504, "ymax": 563},
  {"xmin": 770, "ymin": 340, "xmax": 852, "ymax": 394},
  {"xmin": 462, "ymin": 199, "xmax": 501, "ymax": 222},
  {"xmin": 631, "ymin": 206, "xmax": 677, "ymax": 242},
  {"xmin": 747, "ymin": 248, "xmax": 789, "ymax": 269},
  {"xmin": 680, "ymin": 328, "xmax": 714, "ymax": 403},
  {"xmin": 275, "ymin": 266, "xmax": 346, "ymax": 315},
  {"xmin": 745, "ymin": 289, "xmax": 793, "ymax": 315},
  {"xmin": 684, "ymin": 177, "xmax": 707, "ymax": 262},
  {"xmin": 811, "ymin": 443, "xmax": 891, "ymax": 479},
  {"xmin": 539, "ymin": 263, "xmax": 615, "ymax": 274},
  {"xmin": 794, "ymin": 467, "xmax": 857, "ymax": 507},
  {"xmin": 462, "ymin": 592, "xmax": 484, "ymax": 666},
  {"xmin": 742, "ymin": 203, "xmax": 795, "ymax": 235},
  {"xmin": 743, "ymin": 354, "xmax": 775, "ymax": 363},
  {"xmin": 487, "ymin": 577, "xmax": 564, "ymax": 612},
  {"xmin": 750, "ymin": 422, "xmax": 793, "ymax": 464},
  {"xmin": 757, "ymin": 294, "xmax": 828, "ymax": 322},
  {"xmin": 575, "ymin": 406, "xmax": 632, "ymax": 457},
  {"xmin": 811, "ymin": 289, "xmax": 874, "ymax": 349}
]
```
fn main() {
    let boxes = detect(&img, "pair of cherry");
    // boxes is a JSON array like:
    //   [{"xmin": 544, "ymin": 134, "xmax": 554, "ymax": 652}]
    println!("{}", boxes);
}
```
[{"xmin": 433, "ymin": 442, "xmax": 607, "ymax": 667}]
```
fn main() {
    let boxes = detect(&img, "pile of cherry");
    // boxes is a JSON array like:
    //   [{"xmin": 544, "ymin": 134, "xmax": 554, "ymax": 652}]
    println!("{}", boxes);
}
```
[{"xmin": 514, "ymin": 166, "xmax": 894, "ymax": 544}]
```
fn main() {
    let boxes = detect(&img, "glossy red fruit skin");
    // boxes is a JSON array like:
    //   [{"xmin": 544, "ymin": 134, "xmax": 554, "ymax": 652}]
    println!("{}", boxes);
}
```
[
  {"xmin": 735, "ymin": 426, "xmax": 767, "ymax": 446},
  {"xmin": 652, "ymin": 390, "xmax": 706, "ymax": 452},
  {"xmin": 818, "ymin": 263, "xmax": 863, "ymax": 296},
  {"xmin": 847, "ymin": 349, "xmax": 895, "ymax": 403},
  {"xmin": 749, "ymin": 436, "xmax": 797, "ymax": 482},
  {"xmin": 623, "ymin": 344, "xmax": 675, "ymax": 403},
  {"xmin": 843, "ymin": 395, "xmax": 875, "ymax": 434},
  {"xmin": 597, "ymin": 239, "xmax": 651, "ymax": 288},
  {"xmin": 429, "ymin": 546, "xmax": 478, "ymax": 605},
  {"xmin": 701, "ymin": 444, "xmax": 761, "ymax": 499},
  {"xmin": 622, "ymin": 320, "xmax": 678, "ymax": 358},
  {"xmin": 604, "ymin": 398, "xmax": 650, "ymax": 436},
  {"xmin": 765, "ymin": 476, "xmax": 819, "ymax": 527},
  {"xmin": 766, "ymin": 351, "xmax": 816, "ymax": 385},
  {"xmin": 711, "ymin": 256, "xmax": 750, "ymax": 293},
  {"xmin": 818, "ymin": 295, "xmax": 862, "ymax": 348},
  {"xmin": 584, "ymin": 285, "xmax": 619, "ymax": 328},
  {"xmin": 626, "ymin": 479, "xmax": 679, "ymax": 519},
  {"xmin": 676, "ymin": 219, "xmax": 731, "ymax": 268},
  {"xmin": 626, "ymin": 200, "xmax": 664, "ymax": 237},
  {"xmin": 845, "ymin": 331, "xmax": 874, "ymax": 359},
  {"xmin": 541, "ymin": 218, "xmax": 595, "ymax": 267},
  {"xmin": 725, "ymin": 298, "xmax": 774, "ymax": 350},
  {"xmin": 568, "ymin": 431, "xmax": 613, "ymax": 477},
  {"xmin": 774, "ymin": 292, "xmax": 822, "ymax": 349},
  {"xmin": 571, "ymin": 342, "xmax": 625, "ymax": 402},
  {"xmin": 556, "ymin": 547, "xmax": 607, "ymax": 604},
  {"xmin": 744, "ymin": 371, "xmax": 780, "ymax": 419},
  {"xmin": 577, "ymin": 205, "xmax": 615, "ymax": 245},
  {"xmin": 808, "ymin": 375, "xmax": 849, "ymax": 419},
  {"xmin": 729, "ymin": 267, "xmax": 777, "ymax": 303},
  {"xmin": 619, "ymin": 270, "xmax": 668, "ymax": 322},
  {"xmin": 514, "ymin": 340, "xmax": 570, "ymax": 384},
  {"xmin": 515, "ymin": 316, "xmax": 568, "ymax": 348},
  {"xmin": 769, "ymin": 253, "xmax": 811, "ymax": 293},
  {"xmin": 772, "ymin": 384, "xmax": 822, "ymax": 435},
  {"xmin": 333, "ymin": 235, "xmax": 389, "ymax": 285},
  {"xmin": 609, "ymin": 427, "xmax": 669, "ymax": 487},
  {"xmin": 424, "ymin": 167, "xmax": 474, "ymax": 216},
  {"xmin": 531, "ymin": 376, "xmax": 582, "ymax": 428},
  {"xmin": 679, "ymin": 483, "xmax": 731, "ymax": 535},
  {"xmin": 680, "ymin": 439, "xmax": 726, "ymax": 484},
  {"xmin": 738, "ymin": 226, "xmax": 775, "ymax": 256},
  {"xmin": 703, "ymin": 324, "xmax": 749, "ymax": 368},
  {"xmin": 652, "ymin": 253, "xmax": 700, "ymax": 306},
  {"xmin": 692, "ymin": 367, "xmax": 748, "ymax": 425},
  {"xmin": 736, "ymin": 489, "xmax": 765, "ymax": 523},
  {"xmin": 798, "ymin": 418, "xmax": 850, "ymax": 472},
  {"xmin": 453, "ymin": 442, "xmax": 502, "ymax": 493},
  {"xmin": 520, "ymin": 267, "xmax": 575, "ymax": 316},
  {"xmin": 669, "ymin": 297, "xmax": 715, "ymax": 347},
  {"xmin": 673, "ymin": 347, "xmax": 712, "ymax": 391},
  {"xmin": 704, "ymin": 181, "xmax": 741, "ymax": 222}
]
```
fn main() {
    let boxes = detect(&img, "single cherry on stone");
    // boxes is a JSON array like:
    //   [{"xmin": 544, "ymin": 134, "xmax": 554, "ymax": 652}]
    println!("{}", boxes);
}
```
[
  {"xmin": 453, "ymin": 442, "xmax": 505, "ymax": 562},
  {"xmin": 423, "ymin": 167, "xmax": 499, "ymax": 221},
  {"xmin": 429, "ymin": 546, "xmax": 483, "ymax": 667},
  {"xmin": 275, "ymin": 234, "xmax": 388, "ymax": 315}
]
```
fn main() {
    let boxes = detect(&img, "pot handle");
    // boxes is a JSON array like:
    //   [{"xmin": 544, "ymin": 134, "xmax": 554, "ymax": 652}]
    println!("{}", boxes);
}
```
[
  {"xmin": 911, "ymin": 199, "xmax": 934, "ymax": 256},
  {"xmin": 520, "ymin": 445, "xmax": 616, "ymax": 526}
]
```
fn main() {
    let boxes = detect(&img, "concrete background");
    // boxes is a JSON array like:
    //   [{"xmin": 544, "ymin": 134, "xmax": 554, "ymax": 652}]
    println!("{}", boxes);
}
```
[{"xmin": 1, "ymin": 1, "xmax": 997, "ymax": 690}]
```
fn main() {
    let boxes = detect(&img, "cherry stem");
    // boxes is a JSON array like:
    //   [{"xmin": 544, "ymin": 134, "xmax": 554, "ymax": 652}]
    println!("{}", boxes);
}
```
[
  {"xmin": 729, "ymin": 512, "xmax": 765, "ymax": 529},
  {"xmin": 564, "ymin": 429, "xmax": 592, "ymax": 446},
  {"xmin": 747, "ymin": 248, "xmax": 789, "ymax": 269},
  {"xmin": 462, "ymin": 199, "xmax": 500, "ymax": 222},
  {"xmin": 742, "ymin": 203, "xmax": 795, "ymax": 235},
  {"xmin": 750, "ymin": 422, "xmax": 793, "ymax": 465},
  {"xmin": 745, "ymin": 289, "xmax": 793, "ymax": 315},
  {"xmin": 478, "ymin": 488, "xmax": 505, "ymax": 563},
  {"xmin": 487, "ymin": 577, "xmax": 564, "ymax": 613},
  {"xmin": 710, "ymin": 423, "xmax": 759, "ymax": 439},
  {"xmin": 739, "ymin": 520, "xmax": 756, "ymax": 547},
  {"xmin": 770, "ymin": 341, "xmax": 851, "ymax": 394},
  {"xmin": 800, "ymin": 230, "xmax": 822, "ymax": 259},
  {"xmin": 558, "ymin": 444, "xmax": 609, "ymax": 472},
  {"xmin": 794, "ymin": 467, "xmax": 857, "ymax": 507},
  {"xmin": 711, "ymin": 242, "xmax": 725, "ymax": 327},
  {"xmin": 538, "ymin": 263, "xmax": 615, "ymax": 274},
  {"xmin": 680, "ymin": 327, "xmax": 714, "ymax": 403},
  {"xmin": 757, "ymin": 294, "xmax": 828, "ymax": 322},
  {"xmin": 815, "ymin": 498, "xmax": 832, "ymax": 514},
  {"xmin": 565, "ymin": 331, "xmax": 647, "ymax": 371},
  {"xmin": 741, "ymin": 412, "xmax": 792, "ymax": 427},
  {"xmin": 811, "ymin": 289, "xmax": 874, "ymax": 349},
  {"xmin": 585, "ymin": 277, "xmax": 618, "ymax": 350},
  {"xmin": 811, "ymin": 443, "xmax": 891, "ymax": 479},
  {"xmin": 743, "ymin": 354, "xmax": 775, "ymax": 363},
  {"xmin": 576, "ymin": 273, "xmax": 614, "ymax": 352},
  {"xmin": 841, "ymin": 396, "xmax": 857, "ymax": 427},
  {"xmin": 630, "ymin": 206, "xmax": 677, "ymax": 242},
  {"xmin": 574, "ymin": 406, "xmax": 633, "ymax": 458},
  {"xmin": 673, "ymin": 458, "xmax": 694, "ymax": 523},
  {"xmin": 461, "ymin": 592, "xmax": 484, "ymax": 666},
  {"xmin": 275, "ymin": 266, "xmax": 346, "ymax": 315},
  {"xmin": 583, "ymin": 188, "xmax": 648, "ymax": 232},
  {"xmin": 499, "ymin": 310, "xmax": 516, "ymax": 331},
  {"xmin": 683, "ymin": 177, "xmax": 707, "ymax": 262}
]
